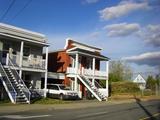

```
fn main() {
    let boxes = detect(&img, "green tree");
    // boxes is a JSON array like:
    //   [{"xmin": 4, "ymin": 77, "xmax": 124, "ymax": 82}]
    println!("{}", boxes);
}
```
[
  {"xmin": 155, "ymin": 75, "xmax": 160, "ymax": 86},
  {"xmin": 109, "ymin": 60, "xmax": 133, "ymax": 82},
  {"xmin": 146, "ymin": 75, "xmax": 156, "ymax": 90}
]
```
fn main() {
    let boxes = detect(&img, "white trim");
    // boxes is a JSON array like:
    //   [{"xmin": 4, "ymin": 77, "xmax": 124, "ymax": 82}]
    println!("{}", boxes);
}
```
[
  {"xmin": 68, "ymin": 51, "xmax": 108, "ymax": 60},
  {"xmin": 74, "ymin": 53, "xmax": 79, "ymax": 91},
  {"xmin": 47, "ymin": 72, "xmax": 65, "ymax": 79},
  {"xmin": 64, "ymin": 38, "xmax": 72, "ymax": 49},
  {"xmin": 72, "ymin": 43, "xmax": 101, "ymax": 53},
  {"xmin": 92, "ymin": 58, "xmax": 95, "ymax": 86},
  {"xmin": 66, "ymin": 47, "xmax": 78, "ymax": 52},
  {"xmin": 0, "ymin": 33, "xmax": 49, "ymax": 46},
  {"xmin": 44, "ymin": 47, "xmax": 49, "ymax": 98},
  {"xmin": 133, "ymin": 74, "xmax": 146, "ymax": 84},
  {"xmin": 0, "ymin": 23, "xmax": 45, "ymax": 38},
  {"xmin": 106, "ymin": 61, "xmax": 109, "ymax": 97},
  {"xmin": 64, "ymin": 39, "xmax": 102, "ymax": 52},
  {"xmin": 19, "ymin": 41, "xmax": 24, "ymax": 78},
  {"xmin": 4, "ymin": 65, "xmax": 46, "ymax": 72}
]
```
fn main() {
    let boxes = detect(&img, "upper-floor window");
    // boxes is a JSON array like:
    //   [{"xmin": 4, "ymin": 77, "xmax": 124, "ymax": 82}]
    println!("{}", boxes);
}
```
[
  {"xmin": 23, "ymin": 46, "xmax": 30, "ymax": 57},
  {"xmin": 86, "ymin": 58, "xmax": 92, "ymax": 69}
]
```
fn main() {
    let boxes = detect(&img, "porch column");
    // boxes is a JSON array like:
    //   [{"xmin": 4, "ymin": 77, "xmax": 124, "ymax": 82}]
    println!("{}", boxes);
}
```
[
  {"xmin": 19, "ymin": 41, "xmax": 24, "ymax": 78},
  {"xmin": 92, "ymin": 58, "xmax": 95, "ymax": 86},
  {"xmin": 74, "ymin": 53, "xmax": 79, "ymax": 91},
  {"xmin": 72, "ymin": 57, "xmax": 75, "ymax": 67},
  {"xmin": 44, "ymin": 46, "xmax": 49, "ymax": 98},
  {"xmin": 106, "ymin": 61, "xmax": 109, "ymax": 97}
]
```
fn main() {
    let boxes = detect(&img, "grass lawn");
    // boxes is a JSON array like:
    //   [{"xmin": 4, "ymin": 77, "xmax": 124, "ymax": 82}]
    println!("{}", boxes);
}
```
[
  {"xmin": 32, "ymin": 98, "xmax": 72, "ymax": 104},
  {"xmin": 0, "ymin": 98, "xmax": 73, "ymax": 105}
]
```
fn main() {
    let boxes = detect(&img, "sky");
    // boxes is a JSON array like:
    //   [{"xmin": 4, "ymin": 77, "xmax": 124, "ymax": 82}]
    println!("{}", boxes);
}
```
[{"xmin": 0, "ymin": 0, "xmax": 160, "ymax": 75}]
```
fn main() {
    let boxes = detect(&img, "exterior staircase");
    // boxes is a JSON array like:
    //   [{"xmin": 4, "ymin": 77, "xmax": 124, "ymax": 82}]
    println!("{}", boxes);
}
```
[
  {"xmin": 77, "ymin": 75, "xmax": 106, "ymax": 101},
  {"xmin": 0, "ymin": 58, "xmax": 30, "ymax": 104}
]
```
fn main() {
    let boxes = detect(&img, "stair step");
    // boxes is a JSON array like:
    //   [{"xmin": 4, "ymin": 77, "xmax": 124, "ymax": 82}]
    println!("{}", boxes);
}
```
[{"xmin": 2, "ymin": 65, "xmax": 30, "ymax": 104}]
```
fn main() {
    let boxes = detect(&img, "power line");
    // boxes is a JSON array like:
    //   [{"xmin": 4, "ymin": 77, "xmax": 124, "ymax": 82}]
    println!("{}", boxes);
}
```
[
  {"xmin": 0, "ymin": 0, "xmax": 16, "ymax": 21},
  {"xmin": 10, "ymin": 0, "xmax": 32, "ymax": 22}
]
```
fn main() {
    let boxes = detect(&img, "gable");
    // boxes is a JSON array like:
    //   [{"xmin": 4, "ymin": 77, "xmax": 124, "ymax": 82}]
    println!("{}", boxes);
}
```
[
  {"xmin": 64, "ymin": 38, "xmax": 101, "ymax": 53},
  {"xmin": 133, "ymin": 74, "xmax": 146, "ymax": 83}
]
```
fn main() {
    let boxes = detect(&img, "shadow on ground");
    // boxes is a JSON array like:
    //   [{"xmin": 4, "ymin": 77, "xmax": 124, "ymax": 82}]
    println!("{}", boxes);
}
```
[{"xmin": 134, "ymin": 96, "xmax": 159, "ymax": 120}]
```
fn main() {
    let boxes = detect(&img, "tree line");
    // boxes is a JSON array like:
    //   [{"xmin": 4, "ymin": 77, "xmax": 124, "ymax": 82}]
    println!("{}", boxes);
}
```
[{"xmin": 109, "ymin": 60, "xmax": 160, "ymax": 92}]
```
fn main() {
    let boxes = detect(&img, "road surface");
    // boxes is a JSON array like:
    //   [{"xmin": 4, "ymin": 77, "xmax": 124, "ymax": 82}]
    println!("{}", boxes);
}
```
[{"xmin": 0, "ymin": 100, "xmax": 160, "ymax": 120}]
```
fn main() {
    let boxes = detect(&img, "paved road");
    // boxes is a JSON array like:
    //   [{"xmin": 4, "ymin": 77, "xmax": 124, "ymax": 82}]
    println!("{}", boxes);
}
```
[{"xmin": 0, "ymin": 100, "xmax": 160, "ymax": 120}]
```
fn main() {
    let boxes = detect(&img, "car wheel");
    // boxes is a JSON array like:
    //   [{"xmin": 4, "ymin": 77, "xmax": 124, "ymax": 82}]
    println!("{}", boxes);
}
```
[{"xmin": 59, "ymin": 94, "xmax": 64, "ymax": 100}]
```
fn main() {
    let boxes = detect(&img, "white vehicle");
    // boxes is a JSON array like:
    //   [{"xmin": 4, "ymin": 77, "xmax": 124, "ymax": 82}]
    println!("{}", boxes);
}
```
[{"xmin": 47, "ymin": 84, "xmax": 78, "ymax": 100}]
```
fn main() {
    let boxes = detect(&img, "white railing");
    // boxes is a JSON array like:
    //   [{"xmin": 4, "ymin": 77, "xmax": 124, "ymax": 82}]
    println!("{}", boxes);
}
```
[
  {"xmin": 22, "ymin": 56, "xmax": 45, "ymax": 69},
  {"xmin": 66, "ymin": 67, "xmax": 80, "ymax": 74},
  {"xmin": 8, "ymin": 58, "xmax": 31, "ymax": 104},
  {"xmin": 83, "ymin": 68, "xmax": 107, "ymax": 78},
  {"xmin": 0, "ymin": 63, "xmax": 17, "ymax": 104},
  {"xmin": 98, "ymin": 88, "xmax": 108, "ymax": 98},
  {"xmin": 95, "ymin": 70, "xmax": 107, "ymax": 77},
  {"xmin": 8, "ymin": 54, "xmax": 45, "ymax": 69},
  {"xmin": 83, "ymin": 68, "xmax": 92, "ymax": 76},
  {"xmin": 67, "ymin": 67, "xmax": 107, "ymax": 78}
]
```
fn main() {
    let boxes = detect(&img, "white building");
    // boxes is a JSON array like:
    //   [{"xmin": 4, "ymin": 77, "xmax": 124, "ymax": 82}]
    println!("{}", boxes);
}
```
[
  {"xmin": 0, "ymin": 23, "xmax": 49, "ymax": 104},
  {"xmin": 133, "ymin": 74, "xmax": 146, "ymax": 90}
]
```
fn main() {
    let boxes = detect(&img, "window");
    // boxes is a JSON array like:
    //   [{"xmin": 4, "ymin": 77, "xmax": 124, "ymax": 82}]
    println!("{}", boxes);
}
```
[
  {"xmin": 59, "ymin": 85, "xmax": 70, "ymax": 90},
  {"xmin": 23, "ymin": 46, "xmax": 30, "ymax": 56},
  {"xmin": 86, "ymin": 58, "xmax": 92, "ymax": 69},
  {"xmin": 47, "ymin": 85, "xmax": 59, "ymax": 90}
]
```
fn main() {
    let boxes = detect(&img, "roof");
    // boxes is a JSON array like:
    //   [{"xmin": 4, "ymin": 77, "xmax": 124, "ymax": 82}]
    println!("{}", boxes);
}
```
[
  {"xmin": 64, "ymin": 38, "xmax": 102, "ymax": 53},
  {"xmin": 133, "ymin": 74, "xmax": 146, "ymax": 84},
  {"xmin": 0, "ymin": 23, "xmax": 47, "ymax": 44},
  {"xmin": 67, "ymin": 48, "xmax": 109, "ymax": 60}
]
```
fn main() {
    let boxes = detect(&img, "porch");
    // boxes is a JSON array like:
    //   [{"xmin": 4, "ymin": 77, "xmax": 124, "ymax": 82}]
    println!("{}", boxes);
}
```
[
  {"xmin": 5, "ymin": 53, "xmax": 46, "ymax": 70},
  {"xmin": 66, "ymin": 48, "xmax": 109, "ymax": 101},
  {"xmin": 67, "ymin": 67, "xmax": 107, "ymax": 79}
]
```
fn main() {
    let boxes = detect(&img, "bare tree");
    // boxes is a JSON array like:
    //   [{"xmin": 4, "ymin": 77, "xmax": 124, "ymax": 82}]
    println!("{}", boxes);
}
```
[{"xmin": 109, "ymin": 60, "xmax": 133, "ymax": 82}]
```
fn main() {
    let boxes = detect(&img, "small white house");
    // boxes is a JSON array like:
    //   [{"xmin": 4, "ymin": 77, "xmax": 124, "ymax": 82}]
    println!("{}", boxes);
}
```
[{"xmin": 133, "ymin": 74, "xmax": 146, "ymax": 90}]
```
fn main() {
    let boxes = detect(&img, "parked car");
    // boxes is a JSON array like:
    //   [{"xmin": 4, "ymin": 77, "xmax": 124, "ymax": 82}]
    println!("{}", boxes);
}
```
[{"xmin": 47, "ymin": 84, "xmax": 78, "ymax": 100}]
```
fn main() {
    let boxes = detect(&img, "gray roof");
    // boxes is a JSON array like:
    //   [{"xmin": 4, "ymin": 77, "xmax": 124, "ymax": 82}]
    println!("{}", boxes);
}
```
[{"xmin": 0, "ymin": 23, "xmax": 47, "ymax": 43}]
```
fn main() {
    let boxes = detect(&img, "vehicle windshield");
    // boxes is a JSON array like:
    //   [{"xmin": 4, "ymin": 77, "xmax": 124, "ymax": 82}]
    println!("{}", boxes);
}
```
[{"xmin": 59, "ymin": 85, "xmax": 70, "ymax": 90}]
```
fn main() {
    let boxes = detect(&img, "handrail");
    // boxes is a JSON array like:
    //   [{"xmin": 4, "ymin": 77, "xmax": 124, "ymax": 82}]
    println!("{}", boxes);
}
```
[
  {"xmin": 94, "ymin": 80, "xmax": 103, "ymax": 89},
  {"xmin": 78, "ymin": 75, "xmax": 102, "ymax": 101},
  {"xmin": 0, "ymin": 62, "xmax": 17, "ymax": 103},
  {"xmin": 8, "ymin": 57, "xmax": 31, "ymax": 103}
]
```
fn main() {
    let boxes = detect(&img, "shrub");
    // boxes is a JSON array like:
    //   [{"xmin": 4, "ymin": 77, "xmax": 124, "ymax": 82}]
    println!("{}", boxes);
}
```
[{"xmin": 111, "ymin": 81, "xmax": 140, "ymax": 95}]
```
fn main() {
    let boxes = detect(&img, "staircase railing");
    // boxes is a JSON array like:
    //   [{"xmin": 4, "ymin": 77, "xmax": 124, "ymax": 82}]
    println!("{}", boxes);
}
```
[
  {"xmin": 8, "ymin": 57, "xmax": 31, "ymax": 104},
  {"xmin": 94, "ymin": 80, "xmax": 103, "ymax": 89},
  {"xmin": 0, "ymin": 62, "xmax": 17, "ymax": 103},
  {"xmin": 78, "ymin": 75, "xmax": 102, "ymax": 101}
]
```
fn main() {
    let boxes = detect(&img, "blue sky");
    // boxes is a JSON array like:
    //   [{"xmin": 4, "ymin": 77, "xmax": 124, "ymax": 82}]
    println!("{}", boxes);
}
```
[{"xmin": 0, "ymin": 0, "xmax": 160, "ymax": 74}]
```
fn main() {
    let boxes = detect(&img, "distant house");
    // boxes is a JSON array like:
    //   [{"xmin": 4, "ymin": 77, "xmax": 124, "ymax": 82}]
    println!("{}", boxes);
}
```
[
  {"xmin": 133, "ymin": 74, "xmax": 146, "ymax": 90},
  {"xmin": 46, "ymin": 39, "xmax": 109, "ymax": 101}
]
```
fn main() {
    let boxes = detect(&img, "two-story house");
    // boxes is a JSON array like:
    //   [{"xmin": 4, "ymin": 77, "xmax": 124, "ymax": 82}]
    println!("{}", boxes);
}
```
[
  {"xmin": 47, "ymin": 39, "xmax": 109, "ymax": 101},
  {"xmin": 0, "ymin": 23, "xmax": 49, "ymax": 104}
]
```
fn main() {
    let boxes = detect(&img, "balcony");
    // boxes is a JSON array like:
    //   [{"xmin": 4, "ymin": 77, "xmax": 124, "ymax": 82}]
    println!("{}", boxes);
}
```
[
  {"xmin": 8, "ymin": 54, "xmax": 45, "ymax": 70},
  {"xmin": 67, "ymin": 67, "xmax": 107, "ymax": 78}
]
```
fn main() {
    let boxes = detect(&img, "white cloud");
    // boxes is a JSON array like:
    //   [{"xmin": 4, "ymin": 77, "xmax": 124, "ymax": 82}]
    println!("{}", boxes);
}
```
[
  {"xmin": 123, "ymin": 51, "xmax": 160, "ymax": 66},
  {"xmin": 88, "ymin": 31, "xmax": 100, "ymax": 38},
  {"xmin": 99, "ymin": 1, "xmax": 150, "ymax": 20},
  {"xmin": 137, "ymin": 24, "xmax": 160, "ymax": 47},
  {"xmin": 104, "ymin": 23, "xmax": 140, "ymax": 37},
  {"xmin": 84, "ymin": 0, "xmax": 99, "ymax": 4}
]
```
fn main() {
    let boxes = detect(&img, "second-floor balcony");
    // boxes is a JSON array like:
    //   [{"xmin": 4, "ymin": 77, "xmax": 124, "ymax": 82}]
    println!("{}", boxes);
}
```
[
  {"xmin": 3, "ymin": 53, "xmax": 46, "ymax": 70},
  {"xmin": 67, "ymin": 67, "xmax": 107, "ymax": 79}
]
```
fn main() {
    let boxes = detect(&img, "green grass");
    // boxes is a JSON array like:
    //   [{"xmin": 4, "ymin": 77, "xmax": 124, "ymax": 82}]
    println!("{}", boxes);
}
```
[
  {"xmin": 0, "ymin": 99, "xmax": 13, "ymax": 106},
  {"xmin": 32, "ymin": 98, "xmax": 72, "ymax": 104}
]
